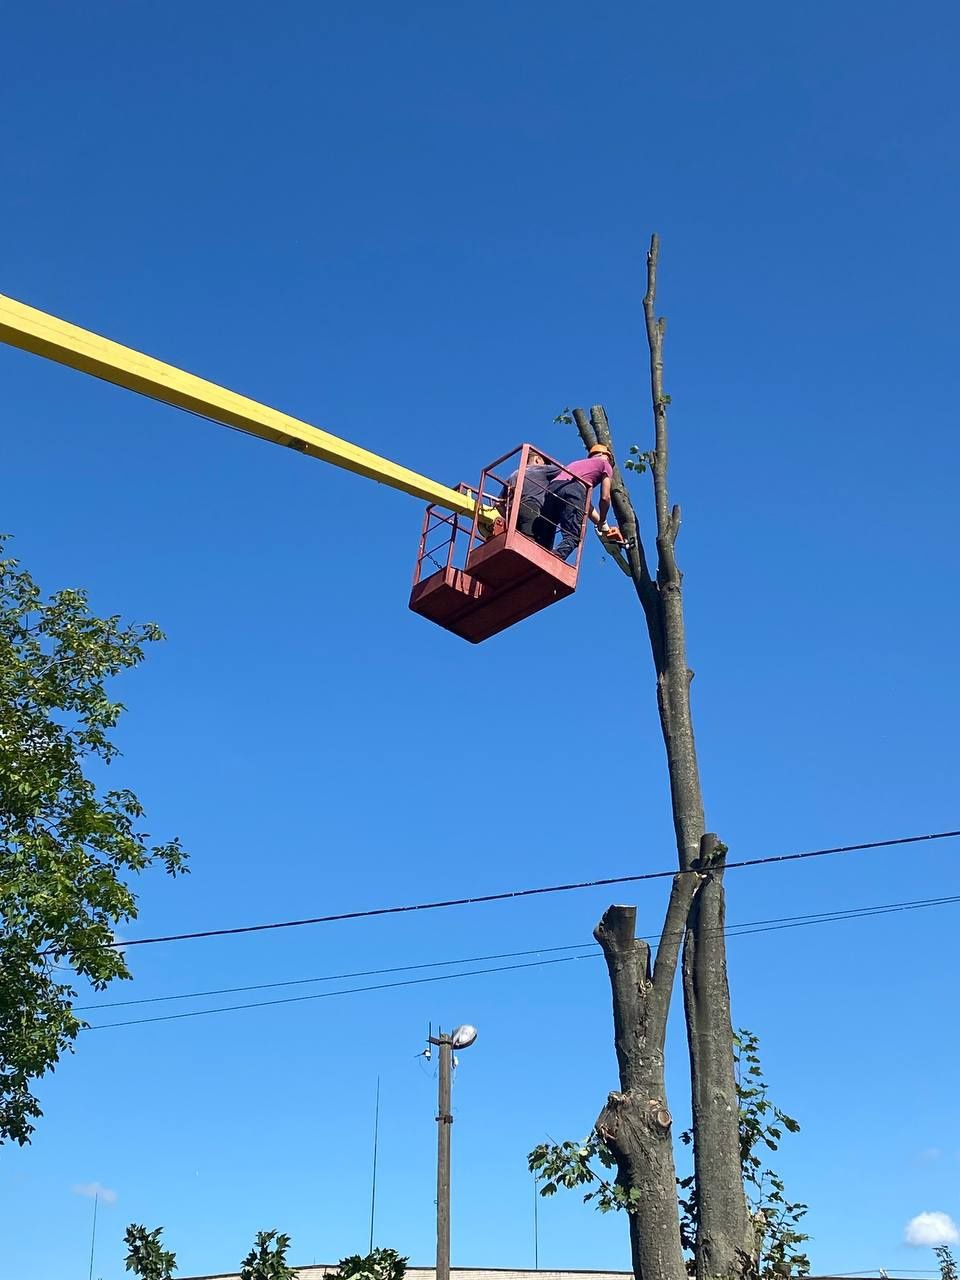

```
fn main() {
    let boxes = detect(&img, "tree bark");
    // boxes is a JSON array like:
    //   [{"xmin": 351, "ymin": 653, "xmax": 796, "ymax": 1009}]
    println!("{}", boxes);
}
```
[
  {"xmin": 683, "ymin": 837, "xmax": 756, "ymax": 1280},
  {"xmin": 594, "ymin": 870, "xmax": 700, "ymax": 1280},
  {"xmin": 575, "ymin": 235, "xmax": 755, "ymax": 1280}
]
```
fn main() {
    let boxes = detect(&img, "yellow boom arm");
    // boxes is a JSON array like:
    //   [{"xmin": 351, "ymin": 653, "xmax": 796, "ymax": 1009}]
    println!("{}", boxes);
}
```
[{"xmin": 0, "ymin": 292, "xmax": 476, "ymax": 519}]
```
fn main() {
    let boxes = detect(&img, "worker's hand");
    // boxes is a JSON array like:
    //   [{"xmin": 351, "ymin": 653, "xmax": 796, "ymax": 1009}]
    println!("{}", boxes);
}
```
[{"xmin": 599, "ymin": 524, "xmax": 626, "ymax": 546}]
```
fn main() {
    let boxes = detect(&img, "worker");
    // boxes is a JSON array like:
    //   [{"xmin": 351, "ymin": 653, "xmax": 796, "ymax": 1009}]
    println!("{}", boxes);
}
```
[
  {"xmin": 499, "ymin": 450, "xmax": 559, "ymax": 538},
  {"xmin": 537, "ymin": 442, "xmax": 625, "ymax": 561}
]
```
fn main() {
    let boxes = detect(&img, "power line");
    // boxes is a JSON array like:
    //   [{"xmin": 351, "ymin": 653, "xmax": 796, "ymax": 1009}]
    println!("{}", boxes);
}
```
[
  {"xmin": 83, "ymin": 952, "xmax": 600, "ymax": 1030},
  {"xmin": 84, "ymin": 828, "xmax": 960, "ymax": 952},
  {"xmin": 712, "ymin": 892, "xmax": 960, "ymax": 937},
  {"xmin": 75, "ymin": 941, "xmax": 592, "ymax": 1010},
  {"xmin": 76, "ymin": 892, "xmax": 960, "ymax": 1013},
  {"xmin": 80, "ymin": 891, "xmax": 960, "ymax": 1030}
]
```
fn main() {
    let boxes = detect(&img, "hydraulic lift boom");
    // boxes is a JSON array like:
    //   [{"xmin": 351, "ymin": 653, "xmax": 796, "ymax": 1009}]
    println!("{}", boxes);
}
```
[{"xmin": 0, "ymin": 292, "xmax": 476, "ymax": 519}]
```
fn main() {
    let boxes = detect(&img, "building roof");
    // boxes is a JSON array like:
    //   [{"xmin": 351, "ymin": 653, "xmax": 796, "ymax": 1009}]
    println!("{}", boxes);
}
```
[
  {"xmin": 182, "ymin": 1268, "xmax": 915, "ymax": 1280},
  {"xmin": 183, "ymin": 1269, "xmax": 635, "ymax": 1280}
]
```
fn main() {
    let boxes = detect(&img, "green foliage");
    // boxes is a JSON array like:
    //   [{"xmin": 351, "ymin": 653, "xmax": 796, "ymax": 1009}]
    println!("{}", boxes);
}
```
[
  {"xmin": 936, "ymin": 1246, "xmax": 959, "ymax": 1280},
  {"xmin": 124, "ymin": 1225, "xmax": 177, "ymax": 1279},
  {"xmin": 624, "ymin": 444, "xmax": 656, "ymax": 475},
  {"xmin": 555, "ymin": 408, "xmax": 655, "ymax": 478},
  {"xmin": 730, "ymin": 1028, "xmax": 809, "ymax": 1278},
  {"xmin": 528, "ymin": 1136, "xmax": 641, "ymax": 1213},
  {"xmin": 527, "ymin": 1028, "xmax": 810, "ymax": 1277},
  {"xmin": 120, "ymin": 1222, "xmax": 407, "ymax": 1280},
  {"xmin": 240, "ymin": 1230, "xmax": 297, "ymax": 1280},
  {"xmin": 0, "ymin": 538, "xmax": 188, "ymax": 1144},
  {"xmin": 124, "ymin": 1224, "xmax": 305, "ymax": 1280},
  {"xmin": 327, "ymin": 1248, "xmax": 408, "ymax": 1280}
]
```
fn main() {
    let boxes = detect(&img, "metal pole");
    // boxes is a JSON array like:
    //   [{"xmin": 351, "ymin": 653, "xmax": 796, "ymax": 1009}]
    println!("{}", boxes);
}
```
[
  {"xmin": 369, "ymin": 1076, "xmax": 381, "ymax": 1254},
  {"xmin": 533, "ymin": 1172, "xmax": 539, "ymax": 1270},
  {"xmin": 434, "ymin": 1032, "xmax": 453, "ymax": 1280},
  {"xmin": 87, "ymin": 1192, "xmax": 99, "ymax": 1280}
]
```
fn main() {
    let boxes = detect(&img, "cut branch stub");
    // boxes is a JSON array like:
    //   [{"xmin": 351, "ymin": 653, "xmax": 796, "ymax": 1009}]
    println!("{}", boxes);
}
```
[
  {"xmin": 594, "ymin": 902, "xmax": 643, "ymax": 961},
  {"xmin": 649, "ymin": 1099, "xmax": 673, "ymax": 1131},
  {"xmin": 595, "ymin": 1087, "xmax": 688, "ymax": 1280},
  {"xmin": 598, "ymin": 1091, "xmax": 675, "ymax": 1149}
]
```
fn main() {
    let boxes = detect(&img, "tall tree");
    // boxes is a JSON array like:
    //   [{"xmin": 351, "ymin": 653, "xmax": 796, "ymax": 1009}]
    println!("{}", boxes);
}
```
[
  {"xmin": 567, "ymin": 236, "xmax": 752, "ymax": 1280},
  {"xmin": 0, "ymin": 538, "xmax": 187, "ymax": 1144}
]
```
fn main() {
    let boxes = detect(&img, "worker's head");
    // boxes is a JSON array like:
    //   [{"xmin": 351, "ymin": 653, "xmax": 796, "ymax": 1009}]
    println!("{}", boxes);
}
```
[
  {"xmin": 588, "ymin": 442, "xmax": 614, "ymax": 465},
  {"xmin": 529, "ymin": 450, "xmax": 546, "ymax": 466}
]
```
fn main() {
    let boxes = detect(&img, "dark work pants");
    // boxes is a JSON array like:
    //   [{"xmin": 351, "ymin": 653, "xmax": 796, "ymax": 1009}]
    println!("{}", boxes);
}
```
[
  {"xmin": 540, "ymin": 481, "xmax": 585, "ymax": 561},
  {"xmin": 517, "ymin": 497, "xmax": 543, "ymax": 538}
]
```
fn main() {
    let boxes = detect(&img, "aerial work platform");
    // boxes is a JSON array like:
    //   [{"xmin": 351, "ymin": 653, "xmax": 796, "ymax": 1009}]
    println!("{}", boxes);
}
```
[
  {"xmin": 0, "ymin": 295, "xmax": 598, "ymax": 643},
  {"xmin": 409, "ymin": 445, "xmax": 589, "ymax": 643}
]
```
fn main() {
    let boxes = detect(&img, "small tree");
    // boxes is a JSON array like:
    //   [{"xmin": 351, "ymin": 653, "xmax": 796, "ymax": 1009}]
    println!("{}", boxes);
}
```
[
  {"xmin": 124, "ymin": 1225, "xmax": 177, "ymax": 1280},
  {"xmin": 936, "ymin": 1247, "xmax": 959, "ymax": 1280},
  {"xmin": 682, "ymin": 1030, "xmax": 809, "ymax": 1278},
  {"xmin": 240, "ymin": 1230, "xmax": 297, "ymax": 1280},
  {"xmin": 326, "ymin": 1248, "xmax": 408, "ymax": 1280},
  {"xmin": 0, "ymin": 539, "xmax": 187, "ymax": 1143},
  {"xmin": 530, "ymin": 1028, "xmax": 809, "ymax": 1278}
]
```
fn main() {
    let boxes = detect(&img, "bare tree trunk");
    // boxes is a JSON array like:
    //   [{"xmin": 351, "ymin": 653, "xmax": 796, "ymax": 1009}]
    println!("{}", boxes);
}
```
[
  {"xmin": 593, "ymin": 870, "xmax": 700, "ymax": 1280},
  {"xmin": 574, "ymin": 235, "xmax": 755, "ymax": 1280},
  {"xmin": 683, "ymin": 839, "xmax": 756, "ymax": 1280}
]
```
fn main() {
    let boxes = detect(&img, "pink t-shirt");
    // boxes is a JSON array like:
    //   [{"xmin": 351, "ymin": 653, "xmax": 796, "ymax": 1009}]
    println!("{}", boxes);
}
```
[{"xmin": 553, "ymin": 456, "xmax": 613, "ymax": 489}]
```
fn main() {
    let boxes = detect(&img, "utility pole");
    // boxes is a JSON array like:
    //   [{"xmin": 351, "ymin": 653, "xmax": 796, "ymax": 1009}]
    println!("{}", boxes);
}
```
[
  {"xmin": 430, "ymin": 1030, "xmax": 453, "ymax": 1280},
  {"xmin": 426, "ymin": 1024, "xmax": 477, "ymax": 1280}
]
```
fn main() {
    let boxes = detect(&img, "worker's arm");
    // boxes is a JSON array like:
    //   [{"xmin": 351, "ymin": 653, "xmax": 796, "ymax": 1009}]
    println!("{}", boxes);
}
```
[
  {"xmin": 589, "ymin": 474, "xmax": 612, "ymax": 527},
  {"xmin": 592, "ymin": 475, "xmax": 626, "ymax": 545}
]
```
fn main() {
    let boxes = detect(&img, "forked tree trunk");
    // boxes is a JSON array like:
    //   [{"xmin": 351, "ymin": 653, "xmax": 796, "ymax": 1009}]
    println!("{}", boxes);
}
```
[{"xmin": 573, "ymin": 235, "xmax": 755, "ymax": 1280}]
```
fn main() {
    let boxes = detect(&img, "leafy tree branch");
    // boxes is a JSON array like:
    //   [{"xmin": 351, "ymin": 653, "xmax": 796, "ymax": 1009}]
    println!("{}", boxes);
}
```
[
  {"xmin": 1, "ymin": 537, "xmax": 188, "ymax": 1144},
  {"xmin": 529, "ymin": 1028, "xmax": 810, "ymax": 1278}
]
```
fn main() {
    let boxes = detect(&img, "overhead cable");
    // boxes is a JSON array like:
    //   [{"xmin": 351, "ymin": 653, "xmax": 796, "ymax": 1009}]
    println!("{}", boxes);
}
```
[
  {"xmin": 77, "ymin": 892, "xmax": 960, "ymax": 1012},
  {"xmin": 81, "ymin": 890, "xmax": 960, "ymax": 1030},
  {"xmin": 84, "ymin": 952, "xmax": 600, "ymax": 1030},
  {"xmin": 92, "ymin": 828, "xmax": 960, "ymax": 952}
]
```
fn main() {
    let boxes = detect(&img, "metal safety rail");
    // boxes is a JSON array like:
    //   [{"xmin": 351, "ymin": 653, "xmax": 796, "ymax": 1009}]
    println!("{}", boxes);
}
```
[
  {"xmin": 408, "ymin": 445, "xmax": 590, "ymax": 642},
  {"xmin": 411, "ymin": 484, "xmax": 478, "ymax": 587},
  {"xmin": 464, "ymin": 444, "xmax": 590, "ymax": 574}
]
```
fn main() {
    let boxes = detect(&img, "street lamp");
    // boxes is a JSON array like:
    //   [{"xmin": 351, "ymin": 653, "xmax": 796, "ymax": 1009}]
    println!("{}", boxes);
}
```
[{"xmin": 428, "ymin": 1024, "xmax": 478, "ymax": 1280}]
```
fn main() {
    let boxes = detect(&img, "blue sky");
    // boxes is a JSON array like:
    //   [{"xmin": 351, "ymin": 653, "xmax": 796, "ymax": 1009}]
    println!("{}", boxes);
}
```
[{"xmin": 2, "ymin": 1, "xmax": 959, "ymax": 1276}]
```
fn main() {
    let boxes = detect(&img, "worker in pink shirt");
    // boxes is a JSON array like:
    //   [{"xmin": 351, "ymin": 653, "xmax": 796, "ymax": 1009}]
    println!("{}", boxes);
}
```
[{"xmin": 537, "ymin": 442, "xmax": 625, "ymax": 560}]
